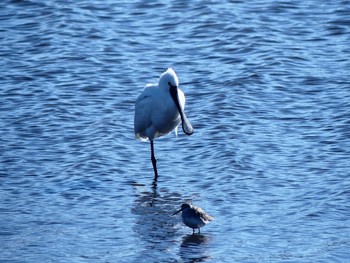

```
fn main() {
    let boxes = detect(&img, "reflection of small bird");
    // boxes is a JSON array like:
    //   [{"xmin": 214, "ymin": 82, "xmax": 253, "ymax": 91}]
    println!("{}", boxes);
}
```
[
  {"xmin": 134, "ymin": 68, "xmax": 194, "ymax": 177},
  {"xmin": 173, "ymin": 203, "xmax": 213, "ymax": 234}
]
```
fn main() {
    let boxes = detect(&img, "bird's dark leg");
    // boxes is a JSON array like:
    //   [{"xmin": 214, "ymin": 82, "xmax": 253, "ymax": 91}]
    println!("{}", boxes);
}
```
[
  {"xmin": 192, "ymin": 228, "xmax": 195, "ymax": 235},
  {"xmin": 198, "ymin": 228, "xmax": 201, "ymax": 234},
  {"xmin": 150, "ymin": 140, "xmax": 158, "ymax": 178}
]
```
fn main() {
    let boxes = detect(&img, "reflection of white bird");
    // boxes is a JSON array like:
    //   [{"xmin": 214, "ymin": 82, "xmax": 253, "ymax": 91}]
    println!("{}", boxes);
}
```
[
  {"xmin": 173, "ymin": 203, "xmax": 213, "ymax": 234},
  {"xmin": 134, "ymin": 68, "xmax": 194, "ymax": 177}
]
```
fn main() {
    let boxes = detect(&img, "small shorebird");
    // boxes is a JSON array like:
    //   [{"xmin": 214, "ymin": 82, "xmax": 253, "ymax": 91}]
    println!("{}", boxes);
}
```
[
  {"xmin": 173, "ymin": 203, "xmax": 213, "ymax": 234},
  {"xmin": 134, "ymin": 68, "xmax": 194, "ymax": 177}
]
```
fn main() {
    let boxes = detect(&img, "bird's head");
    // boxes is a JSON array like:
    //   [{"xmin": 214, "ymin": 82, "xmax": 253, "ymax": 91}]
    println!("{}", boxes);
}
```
[
  {"xmin": 172, "ymin": 203, "xmax": 192, "ymax": 215},
  {"xmin": 159, "ymin": 68, "xmax": 179, "ymax": 90},
  {"xmin": 159, "ymin": 68, "xmax": 194, "ymax": 136}
]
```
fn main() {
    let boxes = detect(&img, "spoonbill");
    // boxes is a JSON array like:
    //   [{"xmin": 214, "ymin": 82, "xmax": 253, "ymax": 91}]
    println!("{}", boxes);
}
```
[
  {"xmin": 173, "ymin": 203, "xmax": 214, "ymax": 234},
  {"xmin": 134, "ymin": 68, "xmax": 194, "ymax": 177}
]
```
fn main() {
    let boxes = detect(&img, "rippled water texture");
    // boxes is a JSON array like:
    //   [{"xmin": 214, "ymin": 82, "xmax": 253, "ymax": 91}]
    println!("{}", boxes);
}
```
[{"xmin": 1, "ymin": 0, "xmax": 350, "ymax": 262}]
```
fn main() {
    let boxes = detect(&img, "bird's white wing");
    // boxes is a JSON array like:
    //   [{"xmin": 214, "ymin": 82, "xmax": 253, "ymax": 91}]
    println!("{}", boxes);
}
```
[{"xmin": 134, "ymin": 88, "xmax": 154, "ymax": 140}]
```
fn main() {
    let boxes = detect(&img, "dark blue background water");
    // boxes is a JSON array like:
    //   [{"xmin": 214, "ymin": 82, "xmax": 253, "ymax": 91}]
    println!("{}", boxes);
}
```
[{"xmin": 1, "ymin": 0, "xmax": 349, "ymax": 262}]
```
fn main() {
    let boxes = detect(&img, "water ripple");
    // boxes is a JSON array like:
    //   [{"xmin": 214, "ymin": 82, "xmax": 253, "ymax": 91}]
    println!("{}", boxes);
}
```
[{"xmin": 1, "ymin": 0, "xmax": 350, "ymax": 262}]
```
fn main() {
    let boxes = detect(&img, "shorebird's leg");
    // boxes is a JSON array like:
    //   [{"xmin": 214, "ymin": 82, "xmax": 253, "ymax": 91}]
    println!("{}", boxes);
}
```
[
  {"xmin": 150, "ymin": 140, "xmax": 158, "ymax": 178},
  {"xmin": 198, "ymin": 228, "xmax": 201, "ymax": 234}
]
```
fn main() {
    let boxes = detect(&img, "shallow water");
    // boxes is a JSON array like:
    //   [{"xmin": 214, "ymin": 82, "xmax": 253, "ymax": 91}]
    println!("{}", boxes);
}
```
[{"xmin": 1, "ymin": 0, "xmax": 350, "ymax": 262}]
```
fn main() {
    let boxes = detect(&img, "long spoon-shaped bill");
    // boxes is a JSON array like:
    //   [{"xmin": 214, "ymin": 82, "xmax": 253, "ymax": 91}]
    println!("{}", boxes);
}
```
[
  {"xmin": 180, "ymin": 110, "xmax": 194, "ymax": 135},
  {"xmin": 169, "ymin": 85, "xmax": 194, "ymax": 136}
]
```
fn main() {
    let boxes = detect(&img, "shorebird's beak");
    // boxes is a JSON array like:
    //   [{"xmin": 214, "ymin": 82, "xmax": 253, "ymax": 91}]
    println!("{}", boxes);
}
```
[
  {"xmin": 169, "ymin": 84, "xmax": 194, "ymax": 136},
  {"xmin": 172, "ymin": 208, "xmax": 183, "ymax": 215}
]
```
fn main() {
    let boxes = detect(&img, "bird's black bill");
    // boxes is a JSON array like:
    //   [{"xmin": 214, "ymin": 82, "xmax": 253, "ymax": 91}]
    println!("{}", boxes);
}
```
[
  {"xmin": 181, "ymin": 111, "xmax": 194, "ymax": 136},
  {"xmin": 169, "ymin": 85, "xmax": 194, "ymax": 136},
  {"xmin": 172, "ymin": 208, "xmax": 182, "ymax": 216}
]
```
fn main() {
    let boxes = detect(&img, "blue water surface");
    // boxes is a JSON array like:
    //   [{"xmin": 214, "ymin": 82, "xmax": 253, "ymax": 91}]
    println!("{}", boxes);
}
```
[{"xmin": 1, "ymin": 0, "xmax": 350, "ymax": 262}]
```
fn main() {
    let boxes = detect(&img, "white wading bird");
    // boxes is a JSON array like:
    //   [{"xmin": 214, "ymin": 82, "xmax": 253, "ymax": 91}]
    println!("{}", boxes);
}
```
[{"xmin": 134, "ymin": 68, "xmax": 194, "ymax": 177}]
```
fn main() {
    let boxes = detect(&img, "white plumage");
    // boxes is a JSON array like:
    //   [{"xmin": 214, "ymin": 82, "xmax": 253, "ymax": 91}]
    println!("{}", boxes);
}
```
[{"xmin": 134, "ymin": 68, "xmax": 193, "ymax": 176}]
